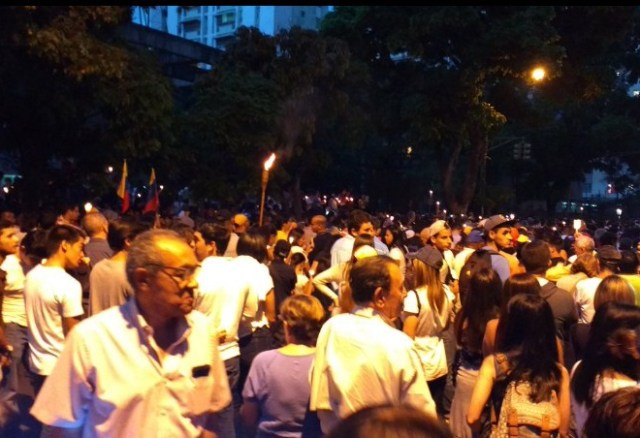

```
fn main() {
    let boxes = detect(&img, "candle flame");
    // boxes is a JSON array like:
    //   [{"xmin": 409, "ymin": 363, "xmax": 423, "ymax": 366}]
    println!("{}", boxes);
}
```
[{"xmin": 264, "ymin": 153, "xmax": 276, "ymax": 171}]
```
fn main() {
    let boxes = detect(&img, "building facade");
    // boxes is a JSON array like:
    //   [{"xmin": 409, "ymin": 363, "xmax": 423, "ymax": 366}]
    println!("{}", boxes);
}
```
[{"xmin": 133, "ymin": 6, "xmax": 332, "ymax": 49}]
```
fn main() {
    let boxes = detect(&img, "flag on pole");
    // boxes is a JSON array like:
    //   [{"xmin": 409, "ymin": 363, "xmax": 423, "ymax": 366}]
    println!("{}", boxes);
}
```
[
  {"xmin": 116, "ymin": 160, "xmax": 130, "ymax": 214},
  {"xmin": 143, "ymin": 168, "xmax": 160, "ymax": 214}
]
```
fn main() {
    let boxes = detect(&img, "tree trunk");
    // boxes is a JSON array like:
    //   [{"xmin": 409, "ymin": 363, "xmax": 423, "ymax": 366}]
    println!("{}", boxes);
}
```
[{"xmin": 442, "ymin": 128, "xmax": 488, "ymax": 215}]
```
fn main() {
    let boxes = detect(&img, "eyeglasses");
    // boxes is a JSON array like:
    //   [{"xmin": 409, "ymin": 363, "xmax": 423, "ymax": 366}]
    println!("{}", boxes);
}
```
[{"xmin": 149, "ymin": 263, "xmax": 201, "ymax": 286}]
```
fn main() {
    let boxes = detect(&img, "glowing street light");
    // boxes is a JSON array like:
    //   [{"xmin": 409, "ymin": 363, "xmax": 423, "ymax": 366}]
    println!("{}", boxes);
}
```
[
  {"xmin": 531, "ymin": 67, "xmax": 546, "ymax": 82},
  {"xmin": 259, "ymin": 153, "xmax": 276, "ymax": 226}
]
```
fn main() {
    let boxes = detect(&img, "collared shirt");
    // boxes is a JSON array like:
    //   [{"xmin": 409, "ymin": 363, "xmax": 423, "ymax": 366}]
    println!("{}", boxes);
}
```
[
  {"xmin": 330, "ymin": 234, "xmax": 355, "ymax": 267},
  {"xmin": 309, "ymin": 306, "xmax": 436, "ymax": 433},
  {"xmin": 31, "ymin": 299, "xmax": 231, "ymax": 437}
]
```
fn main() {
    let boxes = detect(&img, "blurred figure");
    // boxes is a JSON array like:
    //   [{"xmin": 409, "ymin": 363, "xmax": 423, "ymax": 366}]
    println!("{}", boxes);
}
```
[
  {"xmin": 570, "ymin": 302, "xmax": 640, "ymax": 437},
  {"xmin": 582, "ymin": 387, "xmax": 640, "ymax": 438},
  {"xmin": 326, "ymin": 404, "xmax": 452, "ymax": 438}
]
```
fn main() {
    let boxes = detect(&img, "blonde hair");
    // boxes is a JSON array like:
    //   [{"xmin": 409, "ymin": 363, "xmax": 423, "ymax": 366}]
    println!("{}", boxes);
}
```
[
  {"xmin": 280, "ymin": 295, "xmax": 325, "ymax": 345},
  {"xmin": 412, "ymin": 258, "xmax": 445, "ymax": 314},
  {"xmin": 594, "ymin": 275, "xmax": 635, "ymax": 310}
]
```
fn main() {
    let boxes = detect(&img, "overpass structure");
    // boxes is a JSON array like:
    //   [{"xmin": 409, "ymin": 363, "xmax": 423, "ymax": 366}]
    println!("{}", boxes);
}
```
[{"xmin": 118, "ymin": 22, "xmax": 224, "ymax": 86}]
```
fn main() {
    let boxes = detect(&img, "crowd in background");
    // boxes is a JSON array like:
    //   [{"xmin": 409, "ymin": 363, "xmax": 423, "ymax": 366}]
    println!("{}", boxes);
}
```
[{"xmin": 0, "ymin": 201, "xmax": 638, "ymax": 437}]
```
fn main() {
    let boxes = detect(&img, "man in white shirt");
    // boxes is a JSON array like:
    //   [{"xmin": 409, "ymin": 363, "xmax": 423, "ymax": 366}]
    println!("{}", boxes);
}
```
[
  {"xmin": 310, "ymin": 255, "xmax": 436, "ymax": 433},
  {"xmin": 0, "ymin": 219, "xmax": 30, "ymax": 435},
  {"xmin": 31, "ymin": 229, "xmax": 231, "ymax": 437},
  {"xmin": 24, "ymin": 224, "xmax": 86, "ymax": 394},
  {"xmin": 194, "ymin": 222, "xmax": 257, "ymax": 438},
  {"xmin": 330, "ymin": 209, "xmax": 375, "ymax": 267}
]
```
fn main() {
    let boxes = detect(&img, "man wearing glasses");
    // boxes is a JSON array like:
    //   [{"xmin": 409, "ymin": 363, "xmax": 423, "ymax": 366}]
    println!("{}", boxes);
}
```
[
  {"xmin": 224, "ymin": 213, "xmax": 250, "ymax": 258},
  {"xmin": 31, "ymin": 229, "xmax": 231, "ymax": 437}
]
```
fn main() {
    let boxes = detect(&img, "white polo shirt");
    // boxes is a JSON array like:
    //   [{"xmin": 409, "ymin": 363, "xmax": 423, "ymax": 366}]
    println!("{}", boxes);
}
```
[{"xmin": 31, "ymin": 299, "xmax": 231, "ymax": 437}]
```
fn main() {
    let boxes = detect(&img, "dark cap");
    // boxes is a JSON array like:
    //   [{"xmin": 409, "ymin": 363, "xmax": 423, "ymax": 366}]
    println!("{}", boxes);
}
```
[
  {"xmin": 273, "ymin": 240, "xmax": 291, "ymax": 259},
  {"xmin": 408, "ymin": 245, "xmax": 443, "ymax": 270},
  {"xmin": 484, "ymin": 215, "xmax": 515, "ymax": 232},
  {"xmin": 467, "ymin": 229, "xmax": 484, "ymax": 244},
  {"xmin": 596, "ymin": 245, "xmax": 621, "ymax": 262}
]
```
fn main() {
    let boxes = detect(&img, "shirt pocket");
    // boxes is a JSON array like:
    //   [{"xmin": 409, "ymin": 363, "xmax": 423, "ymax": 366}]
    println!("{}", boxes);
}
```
[{"xmin": 188, "ymin": 375, "xmax": 214, "ymax": 415}]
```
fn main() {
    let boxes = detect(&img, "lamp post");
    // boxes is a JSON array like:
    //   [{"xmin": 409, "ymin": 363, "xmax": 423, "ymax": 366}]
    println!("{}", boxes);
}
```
[{"xmin": 259, "ymin": 153, "xmax": 276, "ymax": 226}]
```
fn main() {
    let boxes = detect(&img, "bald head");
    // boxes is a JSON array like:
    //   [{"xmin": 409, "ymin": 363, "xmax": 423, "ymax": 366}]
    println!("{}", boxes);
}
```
[
  {"xmin": 233, "ymin": 214, "xmax": 250, "ymax": 235},
  {"xmin": 82, "ymin": 212, "xmax": 108, "ymax": 238}
]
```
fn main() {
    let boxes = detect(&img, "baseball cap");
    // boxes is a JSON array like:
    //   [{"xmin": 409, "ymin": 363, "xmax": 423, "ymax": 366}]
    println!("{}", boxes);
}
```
[
  {"xmin": 408, "ymin": 245, "xmax": 443, "ymax": 270},
  {"xmin": 353, "ymin": 245, "xmax": 378, "ymax": 261},
  {"xmin": 466, "ymin": 229, "xmax": 484, "ymax": 244},
  {"xmin": 596, "ymin": 245, "xmax": 621, "ymax": 262},
  {"xmin": 484, "ymin": 215, "xmax": 515, "ymax": 232},
  {"xmin": 273, "ymin": 240, "xmax": 291, "ymax": 259},
  {"xmin": 428, "ymin": 220, "xmax": 450, "ymax": 238}
]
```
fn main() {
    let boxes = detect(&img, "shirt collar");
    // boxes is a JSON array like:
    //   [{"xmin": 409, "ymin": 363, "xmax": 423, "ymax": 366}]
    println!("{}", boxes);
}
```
[{"xmin": 125, "ymin": 298, "xmax": 193, "ymax": 347}]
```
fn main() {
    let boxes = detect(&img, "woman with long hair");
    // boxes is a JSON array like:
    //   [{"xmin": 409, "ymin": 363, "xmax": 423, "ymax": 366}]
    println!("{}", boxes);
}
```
[
  {"xmin": 570, "ymin": 302, "xmax": 640, "ymax": 437},
  {"xmin": 467, "ymin": 294, "xmax": 570, "ymax": 437},
  {"xmin": 571, "ymin": 274, "xmax": 636, "ymax": 363},
  {"xmin": 382, "ymin": 222, "xmax": 407, "ymax": 274},
  {"xmin": 449, "ymin": 267, "xmax": 502, "ymax": 437},
  {"xmin": 482, "ymin": 272, "xmax": 541, "ymax": 356},
  {"xmin": 402, "ymin": 245, "xmax": 455, "ymax": 417}
]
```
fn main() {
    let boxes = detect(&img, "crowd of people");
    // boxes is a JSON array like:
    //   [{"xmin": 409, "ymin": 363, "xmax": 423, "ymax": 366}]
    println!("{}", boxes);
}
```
[{"xmin": 0, "ymin": 202, "xmax": 638, "ymax": 437}]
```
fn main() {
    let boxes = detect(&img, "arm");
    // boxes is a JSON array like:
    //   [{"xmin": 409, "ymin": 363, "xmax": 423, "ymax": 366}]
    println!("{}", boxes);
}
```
[
  {"xmin": 311, "ymin": 264, "xmax": 340, "ymax": 304},
  {"xmin": 239, "ymin": 401, "xmax": 260, "ymax": 438},
  {"xmin": 558, "ymin": 365, "xmax": 571, "ymax": 437},
  {"xmin": 556, "ymin": 336, "xmax": 565, "ymax": 366},
  {"xmin": 467, "ymin": 355, "xmax": 496, "ymax": 433},
  {"xmin": 403, "ymin": 314, "xmax": 419, "ymax": 339},
  {"xmin": 62, "ymin": 316, "xmax": 82, "ymax": 337},
  {"xmin": 264, "ymin": 289, "xmax": 276, "ymax": 327},
  {"xmin": 482, "ymin": 319, "xmax": 498, "ymax": 357}
]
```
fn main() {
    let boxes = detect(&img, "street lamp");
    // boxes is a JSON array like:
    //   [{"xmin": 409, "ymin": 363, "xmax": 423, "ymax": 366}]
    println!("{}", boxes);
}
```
[
  {"xmin": 259, "ymin": 153, "xmax": 276, "ymax": 226},
  {"xmin": 531, "ymin": 67, "xmax": 546, "ymax": 82}
]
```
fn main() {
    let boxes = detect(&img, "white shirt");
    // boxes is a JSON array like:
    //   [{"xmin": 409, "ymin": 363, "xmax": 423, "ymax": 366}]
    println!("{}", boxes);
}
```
[
  {"xmin": 330, "ymin": 234, "xmax": 355, "ymax": 267},
  {"xmin": 403, "ymin": 285, "xmax": 454, "ymax": 380},
  {"xmin": 453, "ymin": 247, "xmax": 475, "ymax": 278},
  {"xmin": 30, "ymin": 299, "xmax": 231, "ymax": 437},
  {"xmin": 574, "ymin": 277, "xmax": 602, "ymax": 324},
  {"xmin": 1, "ymin": 254, "xmax": 27, "ymax": 326},
  {"xmin": 229, "ymin": 255, "xmax": 274, "ymax": 335},
  {"xmin": 195, "ymin": 256, "xmax": 255, "ymax": 361},
  {"xmin": 25, "ymin": 264, "xmax": 84, "ymax": 375},
  {"xmin": 309, "ymin": 306, "xmax": 436, "ymax": 433},
  {"xmin": 570, "ymin": 360, "xmax": 640, "ymax": 438}
]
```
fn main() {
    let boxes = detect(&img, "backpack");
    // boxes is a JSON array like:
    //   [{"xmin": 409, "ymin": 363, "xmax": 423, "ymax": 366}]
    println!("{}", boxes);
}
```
[{"xmin": 491, "ymin": 354, "xmax": 561, "ymax": 438}]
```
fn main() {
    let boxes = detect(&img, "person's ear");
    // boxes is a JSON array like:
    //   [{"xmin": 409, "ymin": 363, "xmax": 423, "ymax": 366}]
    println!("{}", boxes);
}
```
[
  {"xmin": 373, "ymin": 286, "xmax": 386, "ymax": 307},
  {"xmin": 133, "ymin": 267, "xmax": 151, "ymax": 289}
]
